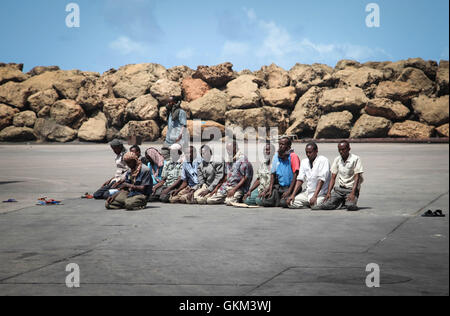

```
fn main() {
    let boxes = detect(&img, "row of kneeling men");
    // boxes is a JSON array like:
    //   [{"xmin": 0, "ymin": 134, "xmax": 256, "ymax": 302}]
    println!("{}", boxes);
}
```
[{"xmin": 94, "ymin": 138, "xmax": 363, "ymax": 212}]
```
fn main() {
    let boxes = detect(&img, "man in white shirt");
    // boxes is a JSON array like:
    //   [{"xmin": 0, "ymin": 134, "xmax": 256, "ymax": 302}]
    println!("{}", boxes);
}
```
[
  {"xmin": 287, "ymin": 142, "xmax": 331, "ymax": 209},
  {"xmin": 315, "ymin": 140, "xmax": 364, "ymax": 211}
]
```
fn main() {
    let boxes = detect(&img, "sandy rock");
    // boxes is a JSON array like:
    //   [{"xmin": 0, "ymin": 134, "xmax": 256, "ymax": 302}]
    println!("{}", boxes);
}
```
[
  {"xmin": 0, "ymin": 81, "xmax": 34, "ymax": 109},
  {"xmin": 76, "ymin": 77, "xmax": 114, "ymax": 112},
  {"xmin": 167, "ymin": 66, "xmax": 195, "ymax": 82},
  {"xmin": 289, "ymin": 63, "xmax": 334, "ymax": 95},
  {"xmin": 436, "ymin": 123, "xmax": 449, "ymax": 138},
  {"xmin": 314, "ymin": 111, "xmax": 353, "ymax": 139},
  {"xmin": 149, "ymin": 78, "xmax": 182, "ymax": 102},
  {"xmin": 118, "ymin": 120, "xmax": 160, "ymax": 141},
  {"xmin": 374, "ymin": 81, "xmax": 420, "ymax": 104},
  {"xmin": 77, "ymin": 112, "xmax": 107, "ymax": 142},
  {"xmin": 34, "ymin": 118, "xmax": 77, "ymax": 142},
  {"xmin": 260, "ymin": 86, "xmax": 297, "ymax": 109},
  {"xmin": 0, "ymin": 64, "xmax": 28, "ymax": 85},
  {"xmin": 185, "ymin": 89, "xmax": 229, "ymax": 123},
  {"xmin": 103, "ymin": 98, "xmax": 128, "ymax": 128},
  {"xmin": 350, "ymin": 114, "xmax": 392, "ymax": 138},
  {"xmin": 319, "ymin": 87, "xmax": 369, "ymax": 113},
  {"xmin": 397, "ymin": 67, "xmax": 435, "ymax": 96},
  {"xmin": 335, "ymin": 60, "xmax": 362, "ymax": 70},
  {"xmin": 184, "ymin": 120, "xmax": 226, "ymax": 140},
  {"xmin": 255, "ymin": 63, "xmax": 290, "ymax": 89},
  {"xmin": 159, "ymin": 106, "xmax": 167, "ymax": 123},
  {"xmin": 182, "ymin": 78, "xmax": 210, "ymax": 102},
  {"xmin": 0, "ymin": 104, "xmax": 19, "ymax": 130},
  {"xmin": 226, "ymin": 106, "xmax": 289, "ymax": 135},
  {"xmin": 106, "ymin": 127, "xmax": 120, "ymax": 142},
  {"xmin": 365, "ymin": 98, "xmax": 410, "ymax": 121},
  {"xmin": 27, "ymin": 89, "xmax": 59, "ymax": 113},
  {"xmin": 27, "ymin": 66, "xmax": 60, "ymax": 77},
  {"xmin": 125, "ymin": 94, "xmax": 159, "ymax": 121},
  {"xmin": 388, "ymin": 120, "xmax": 435, "ymax": 139},
  {"xmin": 362, "ymin": 61, "xmax": 392, "ymax": 70},
  {"xmin": 383, "ymin": 58, "xmax": 438, "ymax": 81},
  {"xmin": 412, "ymin": 95, "xmax": 449, "ymax": 126},
  {"xmin": 50, "ymin": 99, "xmax": 86, "ymax": 129},
  {"xmin": 287, "ymin": 86, "xmax": 324, "ymax": 136},
  {"xmin": 192, "ymin": 62, "xmax": 235, "ymax": 88},
  {"xmin": 106, "ymin": 63, "xmax": 168, "ymax": 100},
  {"xmin": 0, "ymin": 126, "xmax": 36, "ymax": 142},
  {"xmin": 38, "ymin": 106, "xmax": 51, "ymax": 118},
  {"xmin": 226, "ymin": 75, "xmax": 261, "ymax": 109},
  {"xmin": 436, "ymin": 60, "xmax": 449, "ymax": 96},
  {"xmin": 0, "ymin": 63, "xmax": 23, "ymax": 71},
  {"xmin": 13, "ymin": 111, "xmax": 37, "ymax": 128},
  {"xmin": 333, "ymin": 66, "xmax": 386, "ymax": 89}
]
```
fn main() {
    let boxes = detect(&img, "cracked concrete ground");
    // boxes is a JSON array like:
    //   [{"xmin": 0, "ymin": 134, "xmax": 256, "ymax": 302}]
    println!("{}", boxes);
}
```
[{"xmin": 0, "ymin": 143, "xmax": 448, "ymax": 296}]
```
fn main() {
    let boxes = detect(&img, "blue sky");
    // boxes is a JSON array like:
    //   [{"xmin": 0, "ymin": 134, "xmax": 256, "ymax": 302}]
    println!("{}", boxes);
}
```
[{"xmin": 1, "ymin": 0, "xmax": 448, "ymax": 74}]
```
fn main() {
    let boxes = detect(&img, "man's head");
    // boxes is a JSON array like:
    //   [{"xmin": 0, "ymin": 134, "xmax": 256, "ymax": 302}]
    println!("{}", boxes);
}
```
[
  {"xmin": 165, "ymin": 96, "xmax": 180, "ymax": 111},
  {"xmin": 184, "ymin": 146, "xmax": 196, "ymax": 163},
  {"xmin": 338, "ymin": 140, "xmax": 351, "ymax": 160},
  {"xmin": 169, "ymin": 144, "xmax": 182, "ymax": 162},
  {"xmin": 305, "ymin": 142, "xmax": 318, "ymax": 163},
  {"xmin": 278, "ymin": 137, "xmax": 292, "ymax": 157},
  {"xmin": 123, "ymin": 152, "xmax": 139, "ymax": 170},
  {"xmin": 226, "ymin": 139, "xmax": 238, "ymax": 160},
  {"xmin": 130, "ymin": 145, "xmax": 141, "ymax": 157},
  {"xmin": 109, "ymin": 139, "xmax": 124, "ymax": 155},
  {"xmin": 201, "ymin": 145, "xmax": 213, "ymax": 162},
  {"xmin": 264, "ymin": 142, "xmax": 276, "ymax": 163}
]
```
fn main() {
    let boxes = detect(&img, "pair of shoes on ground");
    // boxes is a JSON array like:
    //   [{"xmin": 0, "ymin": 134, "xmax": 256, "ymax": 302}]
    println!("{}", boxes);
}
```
[{"xmin": 422, "ymin": 209, "xmax": 445, "ymax": 217}]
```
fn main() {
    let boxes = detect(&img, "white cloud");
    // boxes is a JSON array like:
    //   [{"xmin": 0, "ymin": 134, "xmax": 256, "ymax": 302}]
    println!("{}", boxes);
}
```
[
  {"xmin": 109, "ymin": 36, "xmax": 149, "ymax": 55},
  {"xmin": 176, "ymin": 47, "xmax": 195, "ymax": 59}
]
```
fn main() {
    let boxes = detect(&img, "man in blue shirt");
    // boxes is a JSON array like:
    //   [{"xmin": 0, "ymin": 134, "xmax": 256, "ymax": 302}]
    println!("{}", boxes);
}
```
[
  {"xmin": 165, "ymin": 96, "xmax": 188, "ymax": 148},
  {"xmin": 170, "ymin": 146, "xmax": 201, "ymax": 204}
]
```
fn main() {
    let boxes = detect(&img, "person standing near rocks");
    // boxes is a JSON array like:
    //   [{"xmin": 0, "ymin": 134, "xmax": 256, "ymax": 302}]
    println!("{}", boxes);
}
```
[
  {"xmin": 314, "ymin": 141, "xmax": 364, "ymax": 211},
  {"xmin": 286, "ymin": 142, "xmax": 331, "ymax": 209},
  {"xmin": 165, "ymin": 96, "xmax": 188, "ymax": 148},
  {"xmin": 93, "ymin": 139, "xmax": 128, "ymax": 200}
]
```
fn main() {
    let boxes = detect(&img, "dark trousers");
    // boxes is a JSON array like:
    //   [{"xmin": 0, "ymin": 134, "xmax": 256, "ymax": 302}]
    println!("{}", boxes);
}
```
[
  {"xmin": 94, "ymin": 184, "xmax": 112, "ymax": 200},
  {"xmin": 259, "ymin": 185, "xmax": 290, "ymax": 208},
  {"xmin": 148, "ymin": 185, "xmax": 178, "ymax": 203},
  {"xmin": 319, "ymin": 187, "xmax": 359, "ymax": 211}
]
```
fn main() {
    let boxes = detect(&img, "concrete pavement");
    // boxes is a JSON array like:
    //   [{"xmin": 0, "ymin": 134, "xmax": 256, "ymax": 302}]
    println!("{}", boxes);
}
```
[{"xmin": 0, "ymin": 143, "xmax": 448, "ymax": 296}]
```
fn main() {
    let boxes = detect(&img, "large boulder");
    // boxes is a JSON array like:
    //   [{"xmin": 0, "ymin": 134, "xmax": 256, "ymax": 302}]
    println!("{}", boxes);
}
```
[
  {"xmin": 436, "ymin": 124, "xmax": 449, "ymax": 138},
  {"xmin": 185, "ymin": 89, "xmax": 229, "ymax": 123},
  {"xmin": 0, "ymin": 64, "xmax": 28, "ymax": 85},
  {"xmin": 411, "ymin": 95, "xmax": 449, "ymax": 126},
  {"xmin": 50, "ymin": 99, "xmax": 86, "ymax": 129},
  {"xmin": 13, "ymin": 111, "xmax": 36, "ymax": 128},
  {"xmin": 396, "ymin": 67, "xmax": 434, "ymax": 96},
  {"xmin": 181, "ymin": 78, "xmax": 210, "ymax": 102},
  {"xmin": 125, "ymin": 94, "xmax": 159, "ymax": 121},
  {"xmin": 167, "ymin": 66, "xmax": 195, "ymax": 82},
  {"xmin": 287, "ymin": 86, "xmax": 324, "ymax": 136},
  {"xmin": 76, "ymin": 77, "xmax": 114, "ymax": 113},
  {"xmin": 365, "ymin": 98, "xmax": 410, "ymax": 121},
  {"xmin": 333, "ymin": 66, "xmax": 386, "ymax": 89},
  {"xmin": 225, "ymin": 106, "xmax": 289, "ymax": 135},
  {"xmin": 27, "ymin": 89, "xmax": 59, "ymax": 113},
  {"xmin": 192, "ymin": 62, "xmax": 235, "ymax": 88},
  {"xmin": 0, "ymin": 126, "xmax": 35, "ymax": 142},
  {"xmin": 374, "ymin": 81, "xmax": 420, "ymax": 104},
  {"xmin": 288, "ymin": 63, "xmax": 334, "ymax": 95},
  {"xmin": 335, "ymin": 60, "xmax": 362, "ymax": 70},
  {"xmin": 0, "ymin": 63, "xmax": 23, "ymax": 71},
  {"xmin": 388, "ymin": 120, "xmax": 435, "ymax": 139},
  {"xmin": 319, "ymin": 87, "xmax": 369, "ymax": 113},
  {"xmin": 103, "ymin": 98, "xmax": 129, "ymax": 128},
  {"xmin": 314, "ymin": 111, "xmax": 353, "ymax": 139},
  {"xmin": 149, "ymin": 78, "xmax": 182, "ymax": 102},
  {"xmin": 383, "ymin": 58, "xmax": 438, "ymax": 81},
  {"xmin": 33, "ymin": 118, "xmax": 77, "ymax": 142},
  {"xmin": 27, "ymin": 66, "xmax": 60, "ymax": 77},
  {"xmin": 118, "ymin": 120, "xmax": 160, "ymax": 141},
  {"xmin": 350, "ymin": 114, "xmax": 392, "ymax": 138},
  {"xmin": 363, "ymin": 61, "xmax": 392, "ymax": 70},
  {"xmin": 0, "ymin": 81, "xmax": 34, "ymax": 109},
  {"xmin": 106, "ymin": 63, "xmax": 168, "ymax": 100},
  {"xmin": 255, "ymin": 63, "xmax": 290, "ymax": 89},
  {"xmin": 38, "ymin": 106, "xmax": 51, "ymax": 118},
  {"xmin": 184, "ymin": 120, "xmax": 225, "ymax": 140},
  {"xmin": 260, "ymin": 86, "xmax": 297, "ymax": 109},
  {"xmin": 77, "ymin": 112, "xmax": 107, "ymax": 142},
  {"xmin": 436, "ymin": 60, "xmax": 449, "ymax": 96},
  {"xmin": 226, "ymin": 75, "xmax": 261, "ymax": 109},
  {"xmin": 0, "ymin": 104, "xmax": 19, "ymax": 130}
]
